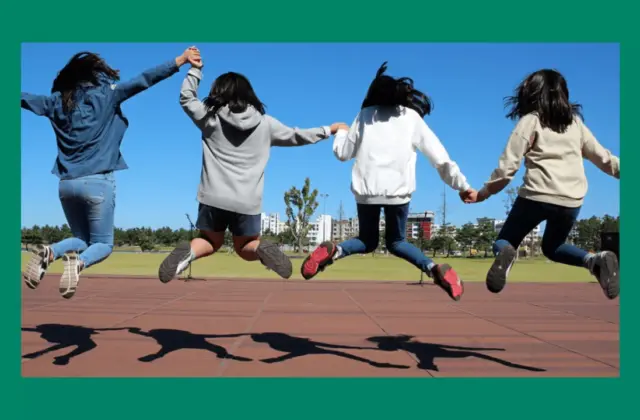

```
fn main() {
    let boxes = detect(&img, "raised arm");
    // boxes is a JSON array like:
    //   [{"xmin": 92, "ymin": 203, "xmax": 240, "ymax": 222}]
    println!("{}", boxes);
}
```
[
  {"xmin": 179, "ymin": 67, "xmax": 208, "ymax": 128},
  {"xmin": 267, "ymin": 115, "xmax": 331, "ymax": 147},
  {"xmin": 21, "ymin": 92, "xmax": 55, "ymax": 118},
  {"xmin": 477, "ymin": 114, "xmax": 537, "ymax": 201},
  {"xmin": 415, "ymin": 118, "xmax": 470, "ymax": 192},
  {"xmin": 110, "ymin": 48, "xmax": 195, "ymax": 104},
  {"xmin": 333, "ymin": 116, "xmax": 359, "ymax": 162},
  {"xmin": 580, "ymin": 120, "xmax": 620, "ymax": 179}
]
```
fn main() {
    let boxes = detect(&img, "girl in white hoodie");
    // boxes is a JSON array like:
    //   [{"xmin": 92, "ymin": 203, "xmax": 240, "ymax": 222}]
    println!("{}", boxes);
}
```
[{"xmin": 301, "ymin": 62, "xmax": 473, "ymax": 301}]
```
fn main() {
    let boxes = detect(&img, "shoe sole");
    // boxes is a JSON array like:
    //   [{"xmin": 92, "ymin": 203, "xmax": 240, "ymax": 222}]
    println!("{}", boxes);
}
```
[
  {"xmin": 433, "ymin": 264, "xmax": 464, "ymax": 301},
  {"xmin": 301, "ymin": 242, "xmax": 335, "ymax": 280},
  {"xmin": 598, "ymin": 251, "xmax": 620, "ymax": 299},
  {"xmin": 257, "ymin": 242, "xmax": 292, "ymax": 279},
  {"xmin": 159, "ymin": 242, "xmax": 191, "ymax": 283},
  {"xmin": 486, "ymin": 245, "xmax": 516, "ymax": 294},
  {"xmin": 23, "ymin": 245, "xmax": 46, "ymax": 290},
  {"xmin": 59, "ymin": 253, "xmax": 80, "ymax": 299}
]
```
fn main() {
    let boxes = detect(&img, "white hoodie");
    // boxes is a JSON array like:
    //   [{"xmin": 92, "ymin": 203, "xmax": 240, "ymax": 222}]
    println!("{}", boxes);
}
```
[{"xmin": 333, "ymin": 105, "xmax": 470, "ymax": 205}]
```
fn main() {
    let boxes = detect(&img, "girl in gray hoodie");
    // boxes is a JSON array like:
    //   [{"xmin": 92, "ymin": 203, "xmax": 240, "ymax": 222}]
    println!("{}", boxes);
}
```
[{"xmin": 159, "ymin": 47, "xmax": 345, "ymax": 282}]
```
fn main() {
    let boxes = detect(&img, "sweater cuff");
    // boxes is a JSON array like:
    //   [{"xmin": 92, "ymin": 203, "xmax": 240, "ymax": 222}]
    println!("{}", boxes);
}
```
[
  {"xmin": 187, "ymin": 67, "xmax": 203, "ymax": 79},
  {"xmin": 478, "ymin": 185, "xmax": 491, "ymax": 200},
  {"xmin": 322, "ymin": 126, "xmax": 331, "ymax": 138}
]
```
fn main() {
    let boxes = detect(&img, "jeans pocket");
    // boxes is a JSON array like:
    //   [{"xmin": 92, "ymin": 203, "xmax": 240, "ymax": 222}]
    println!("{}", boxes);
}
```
[{"xmin": 86, "ymin": 193, "xmax": 105, "ymax": 206}]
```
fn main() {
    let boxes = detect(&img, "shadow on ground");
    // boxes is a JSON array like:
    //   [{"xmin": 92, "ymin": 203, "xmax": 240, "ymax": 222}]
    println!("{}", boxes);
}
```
[
  {"xmin": 21, "ymin": 324, "xmax": 128, "ymax": 366},
  {"xmin": 367, "ymin": 335, "xmax": 546, "ymax": 372},
  {"xmin": 22, "ymin": 324, "xmax": 545, "ymax": 372}
]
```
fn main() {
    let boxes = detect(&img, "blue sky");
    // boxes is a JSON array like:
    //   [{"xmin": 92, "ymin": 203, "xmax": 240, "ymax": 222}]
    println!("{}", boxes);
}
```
[{"xmin": 21, "ymin": 43, "xmax": 620, "ymax": 229}]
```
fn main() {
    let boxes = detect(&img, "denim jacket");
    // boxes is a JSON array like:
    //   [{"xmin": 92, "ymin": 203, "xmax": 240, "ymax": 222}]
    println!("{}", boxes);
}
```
[{"xmin": 21, "ymin": 59, "xmax": 180, "ymax": 180}]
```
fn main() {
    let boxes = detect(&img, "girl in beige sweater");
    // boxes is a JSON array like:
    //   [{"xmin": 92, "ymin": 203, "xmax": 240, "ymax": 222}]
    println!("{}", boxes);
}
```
[{"xmin": 465, "ymin": 69, "xmax": 620, "ymax": 300}]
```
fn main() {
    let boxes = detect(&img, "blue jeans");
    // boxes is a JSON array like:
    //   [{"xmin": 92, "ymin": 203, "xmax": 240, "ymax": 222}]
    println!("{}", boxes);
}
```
[
  {"xmin": 338, "ymin": 203, "xmax": 435, "ymax": 272},
  {"xmin": 50, "ymin": 173, "xmax": 116, "ymax": 268},
  {"xmin": 494, "ymin": 196, "xmax": 588, "ymax": 267}
]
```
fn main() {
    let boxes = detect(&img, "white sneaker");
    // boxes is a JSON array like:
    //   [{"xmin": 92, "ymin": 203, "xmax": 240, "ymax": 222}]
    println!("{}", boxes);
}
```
[
  {"xmin": 60, "ymin": 252, "xmax": 83, "ymax": 299},
  {"xmin": 23, "ymin": 245, "xmax": 52, "ymax": 289}
]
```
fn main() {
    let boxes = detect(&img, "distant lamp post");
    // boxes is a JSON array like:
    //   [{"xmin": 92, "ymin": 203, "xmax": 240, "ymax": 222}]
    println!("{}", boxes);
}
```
[{"xmin": 320, "ymin": 193, "xmax": 329, "ymax": 242}]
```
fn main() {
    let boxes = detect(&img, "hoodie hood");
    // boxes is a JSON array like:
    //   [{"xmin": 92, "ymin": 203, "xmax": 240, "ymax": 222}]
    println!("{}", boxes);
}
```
[{"xmin": 216, "ymin": 104, "xmax": 263, "ymax": 131}]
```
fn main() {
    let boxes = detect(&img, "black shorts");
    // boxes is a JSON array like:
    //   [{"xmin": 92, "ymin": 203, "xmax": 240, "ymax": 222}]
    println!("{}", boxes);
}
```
[{"xmin": 195, "ymin": 203, "xmax": 261, "ymax": 237}]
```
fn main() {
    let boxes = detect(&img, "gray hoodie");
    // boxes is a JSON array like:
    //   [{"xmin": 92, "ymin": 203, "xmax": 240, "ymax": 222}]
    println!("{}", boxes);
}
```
[{"xmin": 180, "ymin": 68, "xmax": 330, "ymax": 215}]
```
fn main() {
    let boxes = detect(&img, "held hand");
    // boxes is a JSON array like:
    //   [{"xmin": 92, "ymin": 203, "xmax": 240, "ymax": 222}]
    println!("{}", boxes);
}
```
[
  {"xmin": 459, "ymin": 188, "xmax": 478, "ymax": 204},
  {"xmin": 176, "ymin": 46, "xmax": 201, "ymax": 67},
  {"xmin": 187, "ymin": 46, "xmax": 203, "ymax": 68},
  {"xmin": 330, "ymin": 122, "xmax": 349, "ymax": 135}
]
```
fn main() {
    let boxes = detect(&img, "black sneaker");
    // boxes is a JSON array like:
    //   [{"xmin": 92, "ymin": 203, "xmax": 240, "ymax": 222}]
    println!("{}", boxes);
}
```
[
  {"xmin": 587, "ymin": 251, "xmax": 620, "ymax": 299},
  {"xmin": 486, "ymin": 244, "xmax": 517, "ymax": 293},
  {"xmin": 158, "ymin": 242, "xmax": 192, "ymax": 283},
  {"xmin": 23, "ymin": 245, "xmax": 52, "ymax": 289},
  {"xmin": 256, "ymin": 241, "xmax": 292, "ymax": 279}
]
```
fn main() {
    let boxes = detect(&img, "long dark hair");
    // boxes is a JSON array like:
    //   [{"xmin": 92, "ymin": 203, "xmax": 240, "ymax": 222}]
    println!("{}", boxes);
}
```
[
  {"xmin": 202, "ymin": 72, "xmax": 266, "ymax": 115},
  {"xmin": 51, "ymin": 52, "xmax": 120, "ymax": 113},
  {"xmin": 504, "ymin": 69, "xmax": 583, "ymax": 133},
  {"xmin": 361, "ymin": 62, "xmax": 433, "ymax": 118}
]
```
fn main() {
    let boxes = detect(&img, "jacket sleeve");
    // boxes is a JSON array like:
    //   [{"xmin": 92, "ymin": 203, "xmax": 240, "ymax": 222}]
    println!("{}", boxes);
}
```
[
  {"xmin": 179, "ymin": 67, "xmax": 209, "ymax": 129},
  {"xmin": 21, "ymin": 92, "xmax": 54, "ymax": 118},
  {"xmin": 333, "ymin": 115, "xmax": 359, "ymax": 162},
  {"xmin": 110, "ymin": 59, "xmax": 180, "ymax": 104},
  {"xmin": 415, "ymin": 118, "xmax": 470, "ymax": 192},
  {"xmin": 580, "ymin": 120, "xmax": 620, "ymax": 179},
  {"xmin": 479, "ymin": 114, "xmax": 537, "ymax": 198},
  {"xmin": 267, "ymin": 115, "xmax": 330, "ymax": 147}
]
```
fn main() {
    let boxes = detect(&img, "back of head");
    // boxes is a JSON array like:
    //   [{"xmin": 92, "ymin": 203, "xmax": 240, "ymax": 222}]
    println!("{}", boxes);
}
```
[
  {"xmin": 51, "ymin": 52, "xmax": 120, "ymax": 113},
  {"xmin": 203, "ymin": 72, "xmax": 266, "ymax": 115},
  {"xmin": 505, "ymin": 69, "xmax": 583, "ymax": 133},
  {"xmin": 361, "ymin": 62, "xmax": 433, "ymax": 118}
]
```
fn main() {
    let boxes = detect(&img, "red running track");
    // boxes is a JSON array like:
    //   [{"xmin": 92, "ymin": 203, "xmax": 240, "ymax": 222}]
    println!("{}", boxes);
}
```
[{"xmin": 21, "ymin": 275, "xmax": 619, "ymax": 377}]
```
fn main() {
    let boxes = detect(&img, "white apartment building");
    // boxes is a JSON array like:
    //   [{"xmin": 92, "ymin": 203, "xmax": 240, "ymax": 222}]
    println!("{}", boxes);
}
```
[
  {"xmin": 260, "ymin": 213, "xmax": 281, "ymax": 235},
  {"xmin": 307, "ymin": 214, "xmax": 332, "ymax": 245}
]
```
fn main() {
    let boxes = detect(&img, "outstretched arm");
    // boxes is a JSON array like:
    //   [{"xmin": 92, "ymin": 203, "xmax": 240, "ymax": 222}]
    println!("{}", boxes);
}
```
[
  {"xmin": 333, "ymin": 117, "xmax": 358, "ymax": 162},
  {"xmin": 179, "ymin": 67, "xmax": 209, "ymax": 129},
  {"xmin": 476, "ymin": 114, "xmax": 536, "ymax": 202},
  {"xmin": 415, "ymin": 119, "xmax": 471, "ymax": 192},
  {"xmin": 267, "ymin": 115, "xmax": 331, "ymax": 147},
  {"xmin": 580, "ymin": 120, "xmax": 620, "ymax": 179},
  {"xmin": 110, "ymin": 48, "xmax": 196, "ymax": 104},
  {"xmin": 128, "ymin": 328, "xmax": 151, "ymax": 337},
  {"xmin": 21, "ymin": 93, "xmax": 54, "ymax": 118}
]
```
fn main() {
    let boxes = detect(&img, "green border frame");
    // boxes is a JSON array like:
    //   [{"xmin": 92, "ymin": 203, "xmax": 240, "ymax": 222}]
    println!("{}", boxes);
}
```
[{"xmin": 4, "ymin": 0, "xmax": 634, "ymax": 418}]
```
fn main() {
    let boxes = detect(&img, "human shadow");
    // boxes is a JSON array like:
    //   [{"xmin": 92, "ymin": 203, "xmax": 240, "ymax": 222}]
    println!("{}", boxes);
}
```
[
  {"xmin": 367, "ymin": 335, "xmax": 546, "ymax": 372},
  {"xmin": 128, "ymin": 328, "xmax": 252, "ymax": 363},
  {"xmin": 250, "ymin": 332, "xmax": 410, "ymax": 369},
  {"xmin": 22, "ymin": 324, "xmax": 128, "ymax": 366}
]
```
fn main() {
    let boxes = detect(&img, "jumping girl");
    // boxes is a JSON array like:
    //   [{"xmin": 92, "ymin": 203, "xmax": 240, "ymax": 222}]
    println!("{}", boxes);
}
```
[
  {"xmin": 464, "ymin": 69, "xmax": 620, "ymax": 299},
  {"xmin": 300, "ymin": 62, "xmax": 473, "ymax": 301},
  {"xmin": 158, "ymin": 48, "xmax": 345, "ymax": 282},
  {"xmin": 21, "ymin": 47, "xmax": 198, "ymax": 298}
]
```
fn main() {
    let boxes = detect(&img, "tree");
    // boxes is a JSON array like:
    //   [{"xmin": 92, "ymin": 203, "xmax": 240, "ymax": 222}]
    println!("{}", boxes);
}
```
[
  {"xmin": 284, "ymin": 177, "xmax": 319, "ymax": 253},
  {"xmin": 575, "ymin": 216, "xmax": 602, "ymax": 252},
  {"xmin": 278, "ymin": 229, "xmax": 295, "ymax": 248},
  {"xmin": 475, "ymin": 221, "xmax": 498, "ymax": 257},
  {"xmin": 503, "ymin": 187, "xmax": 519, "ymax": 216},
  {"xmin": 224, "ymin": 231, "xmax": 234, "ymax": 254},
  {"xmin": 456, "ymin": 223, "xmax": 477, "ymax": 256},
  {"xmin": 601, "ymin": 214, "xmax": 619, "ymax": 233}
]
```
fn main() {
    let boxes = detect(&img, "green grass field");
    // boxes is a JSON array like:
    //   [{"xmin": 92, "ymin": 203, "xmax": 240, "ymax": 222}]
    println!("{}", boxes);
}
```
[{"xmin": 21, "ymin": 251, "xmax": 594, "ymax": 282}]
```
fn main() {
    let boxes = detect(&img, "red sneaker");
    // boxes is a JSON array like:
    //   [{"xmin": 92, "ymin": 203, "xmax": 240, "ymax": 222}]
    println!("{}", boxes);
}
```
[
  {"xmin": 432, "ymin": 264, "xmax": 464, "ymax": 301},
  {"xmin": 301, "ymin": 241, "xmax": 337, "ymax": 280}
]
